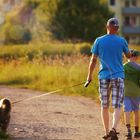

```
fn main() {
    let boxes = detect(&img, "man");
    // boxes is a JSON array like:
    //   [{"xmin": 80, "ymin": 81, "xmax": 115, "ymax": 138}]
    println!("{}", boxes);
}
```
[
  {"xmin": 123, "ymin": 50, "xmax": 140, "ymax": 140},
  {"xmin": 86, "ymin": 18, "xmax": 131, "ymax": 140}
]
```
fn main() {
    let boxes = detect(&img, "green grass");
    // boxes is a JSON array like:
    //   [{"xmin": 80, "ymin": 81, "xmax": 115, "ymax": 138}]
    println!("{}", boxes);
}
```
[
  {"xmin": 0, "ymin": 55, "xmax": 99, "ymax": 99},
  {"xmin": 0, "ymin": 132, "xmax": 10, "ymax": 140},
  {"xmin": 0, "ymin": 43, "xmax": 139, "ymax": 100},
  {"xmin": 0, "ymin": 42, "xmax": 75, "ymax": 61}
]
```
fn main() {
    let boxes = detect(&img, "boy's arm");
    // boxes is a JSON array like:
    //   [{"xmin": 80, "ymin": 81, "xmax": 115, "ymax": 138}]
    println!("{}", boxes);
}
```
[
  {"xmin": 125, "ymin": 52, "xmax": 131, "ymax": 58},
  {"xmin": 139, "ymin": 73, "xmax": 140, "ymax": 87}
]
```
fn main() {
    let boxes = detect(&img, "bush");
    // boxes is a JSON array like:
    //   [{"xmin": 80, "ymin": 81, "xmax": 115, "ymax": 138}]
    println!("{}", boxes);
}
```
[
  {"xmin": 4, "ymin": 24, "xmax": 32, "ymax": 44},
  {"xmin": 76, "ymin": 43, "xmax": 91, "ymax": 55},
  {"xmin": 0, "ymin": 45, "xmax": 26, "ymax": 61}
]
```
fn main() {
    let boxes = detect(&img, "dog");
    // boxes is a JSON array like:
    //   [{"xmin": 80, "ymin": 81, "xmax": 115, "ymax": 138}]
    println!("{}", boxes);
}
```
[{"xmin": 0, "ymin": 98, "xmax": 11, "ymax": 132}]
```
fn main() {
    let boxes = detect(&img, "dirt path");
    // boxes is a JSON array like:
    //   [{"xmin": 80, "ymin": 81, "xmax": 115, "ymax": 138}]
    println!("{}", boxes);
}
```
[{"xmin": 0, "ymin": 86, "xmax": 127, "ymax": 140}]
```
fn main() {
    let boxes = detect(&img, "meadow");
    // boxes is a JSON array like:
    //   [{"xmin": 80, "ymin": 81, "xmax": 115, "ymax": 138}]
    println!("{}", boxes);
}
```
[
  {"xmin": 0, "ymin": 43, "xmax": 139, "ymax": 100},
  {"xmin": 0, "ymin": 42, "xmax": 99, "ymax": 100}
]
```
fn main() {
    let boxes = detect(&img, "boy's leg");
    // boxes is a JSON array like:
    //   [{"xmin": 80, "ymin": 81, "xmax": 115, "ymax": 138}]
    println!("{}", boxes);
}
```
[
  {"xmin": 130, "ymin": 97, "xmax": 140, "ymax": 138},
  {"xmin": 125, "ymin": 112, "xmax": 131, "ymax": 125},
  {"xmin": 125, "ymin": 112, "xmax": 132, "ymax": 139},
  {"xmin": 134, "ymin": 110, "xmax": 140, "ymax": 138},
  {"xmin": 124, "ymin": 97, "xmax": 139, "ymax": 138},
  {"xmin": 134, "ymin": 111, "xmax": 139, "ymax": 128},
  {"xmin": 124, "ymin": 97, "xmax": 133, "ymax": 139}
]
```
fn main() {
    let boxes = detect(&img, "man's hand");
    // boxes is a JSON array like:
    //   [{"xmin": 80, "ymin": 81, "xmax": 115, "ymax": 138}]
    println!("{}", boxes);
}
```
[
  {"xmin": 84, "ymin": 80, "xmax": 91, "ymax": 87},
  {"xmin": 85, "ymin": 54, "xmax": 97, "ymax": 88}
]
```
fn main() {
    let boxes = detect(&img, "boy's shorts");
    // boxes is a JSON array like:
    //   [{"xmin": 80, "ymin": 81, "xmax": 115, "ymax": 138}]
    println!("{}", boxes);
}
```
[
  {"xmin": 99, "ymin": 78, "xmax": 124, "ymax": 108},
  {"xmin": 124, "ymin": 96, "xmax": 140, "ymax": 112}
]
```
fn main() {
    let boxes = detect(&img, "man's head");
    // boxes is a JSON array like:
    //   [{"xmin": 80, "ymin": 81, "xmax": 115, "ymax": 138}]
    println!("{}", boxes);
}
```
[{"xmin": 106, "ymin": 18, "xmax": 119, "ymax": 34}]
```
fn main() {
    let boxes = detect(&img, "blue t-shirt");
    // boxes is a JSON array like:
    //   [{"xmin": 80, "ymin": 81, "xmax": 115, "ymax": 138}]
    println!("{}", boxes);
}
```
[{"xmin": 91, "ymin": 34, "xmax": 129, "ymax": 79}]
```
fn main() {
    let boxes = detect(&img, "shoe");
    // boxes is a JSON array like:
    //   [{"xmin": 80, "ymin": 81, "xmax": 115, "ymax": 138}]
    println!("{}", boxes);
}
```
[
  {"xmin": 134, "ymin": 132, "xmax": 140, "ymax": 138},
  {"xmin": 103, "ymin": 134, "xmax": 111, "ymax": 140},
  {"xmin": 125, "ymin": 132, "xmax": 132, "ymax": 139},
  {"xmin": 109, "ymin": 128, "xmax": 119, "ymax": 140}
]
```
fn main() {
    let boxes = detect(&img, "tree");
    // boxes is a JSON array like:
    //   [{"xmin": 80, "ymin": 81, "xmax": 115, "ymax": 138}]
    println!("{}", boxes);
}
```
[{"xmin": 49, "ymin": 0, "xmax": 113, "ymax": 42}]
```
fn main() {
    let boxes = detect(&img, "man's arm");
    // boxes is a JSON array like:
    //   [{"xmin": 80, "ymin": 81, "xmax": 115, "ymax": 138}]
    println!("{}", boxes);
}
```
[{"xmin": 86, "ymin": 54, "xmax": 97, "ymax": 82}]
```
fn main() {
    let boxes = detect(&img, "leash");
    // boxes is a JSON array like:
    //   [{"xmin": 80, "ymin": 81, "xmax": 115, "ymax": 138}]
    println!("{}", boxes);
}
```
[
  {"xmin": 11, "ymin": 57, "xmax": 115, "ymax": 105},
  {"xmin": 12, "ymin": 81, "xmax": 87, "ymax": 105}
]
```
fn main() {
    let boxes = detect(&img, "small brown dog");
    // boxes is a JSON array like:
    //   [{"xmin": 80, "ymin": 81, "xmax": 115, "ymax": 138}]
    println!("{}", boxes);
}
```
[{"xmin": 0, "ymin": 98, "xmax": 11, "ymax": 132}]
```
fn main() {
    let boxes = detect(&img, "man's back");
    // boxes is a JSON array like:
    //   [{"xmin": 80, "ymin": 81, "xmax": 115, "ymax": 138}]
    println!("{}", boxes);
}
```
[{"xmin": 91, "ymin": 34, "xmax": 129, "ymax": 79}]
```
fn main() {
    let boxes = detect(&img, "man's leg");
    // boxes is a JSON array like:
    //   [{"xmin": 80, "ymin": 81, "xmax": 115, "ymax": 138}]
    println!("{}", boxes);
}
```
[
  {"xmin": 109, "ymin": 78, "xmax": 124, "ymax": 140},
  {"xmin": 111, "ymin": 78, "xmax": 125, "ymax": 130},
  {"xmin": 107, "ymin": 108, "xmax": 121, "ymax": 140},
  {"xmin": 112, "ymin": 108, "xmax": 122, "ymax": 129},
  {"xmin": 99, "ymin": 79, "xmax": 110, "ymax": 139},
  {"xmin": 101, "ymin": 107, "xmax": 109, "ymax": 135}
]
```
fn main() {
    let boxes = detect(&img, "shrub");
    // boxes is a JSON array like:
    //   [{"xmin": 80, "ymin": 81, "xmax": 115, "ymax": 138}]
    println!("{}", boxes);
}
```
[
  {"xmin": 76, "ymin": 43, "xmax": 91, "ymax": 55},
  {"xmin": 4, "ymin": 24, "xmax": 31, "ymax": 44}
]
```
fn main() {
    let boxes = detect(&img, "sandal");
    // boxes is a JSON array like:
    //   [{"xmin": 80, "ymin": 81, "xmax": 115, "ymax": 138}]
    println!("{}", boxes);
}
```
[
  {"xmin": 109, "ymin": 128, "xmax": 119, "ymax": 140},
  {"xmin": 134, "ymin": 132, "xmax": 140, "ymax": 138},
  {"xmin": 125, "ymin": 132, "xmax": 132, "ymax": 140},
  {"xmin": 103, "ymin": 134, "xmax": 111, "ymax": 140}
]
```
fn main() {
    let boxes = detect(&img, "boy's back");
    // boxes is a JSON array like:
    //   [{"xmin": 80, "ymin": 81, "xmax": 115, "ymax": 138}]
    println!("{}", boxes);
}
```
[{"xmin": 124, "ymin": 62, "xmax": 140, "ymax": 97}]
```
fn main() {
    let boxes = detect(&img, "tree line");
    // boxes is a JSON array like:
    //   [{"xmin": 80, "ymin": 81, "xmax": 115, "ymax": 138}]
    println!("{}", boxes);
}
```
[{"xmin": 2, "ymin": 0, "xmax": 113, "ymax": 44}]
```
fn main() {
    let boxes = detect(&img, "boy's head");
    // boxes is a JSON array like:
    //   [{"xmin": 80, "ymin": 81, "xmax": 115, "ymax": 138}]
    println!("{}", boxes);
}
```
[
  {"xmin": 129, "ymin": 49, "xmax": 140, "ymax": 62},
  {"xmin": 130, "ymin": 49, "xmax": 139, "ymax": 57}
]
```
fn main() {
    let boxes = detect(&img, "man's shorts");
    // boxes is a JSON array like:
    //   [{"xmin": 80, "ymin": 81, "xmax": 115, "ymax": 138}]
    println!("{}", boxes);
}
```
[
  {"xmin": 99, "ymin": 78, "xmax": 124, "ymax": 108},
  {"xmin": 124, "ymin": 96, "xmax": 140, "ymax": 112}
]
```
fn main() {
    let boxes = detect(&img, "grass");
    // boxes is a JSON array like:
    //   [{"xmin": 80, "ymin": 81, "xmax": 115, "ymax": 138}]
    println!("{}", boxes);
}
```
[
  {"xmin": 0, "ymin": 54, "xmax": 99, "ymax": 99},
  {"xmin": 0, "ymin": 43, "xmax": 139, "ymax": 99},
  {"xmin": 0, "ymin": 132, "xmax": 10, "ymax": 140},
  {"xmin": 0, "ymin": 42, "xmax": 75, "ymax": 61}
]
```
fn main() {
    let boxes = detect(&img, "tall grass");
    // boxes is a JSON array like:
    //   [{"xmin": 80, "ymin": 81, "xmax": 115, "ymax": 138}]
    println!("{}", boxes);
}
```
[
  {"xmin": 0, "ymin": 43, "xmax": 75, "ymax": 61},
  {"xmin": 0, "ymin": 54, "xmax": 99, "ymax": 99},
  {"xmin": 0, "ymin": 43, "xmax": 139, "ymax": 100}
]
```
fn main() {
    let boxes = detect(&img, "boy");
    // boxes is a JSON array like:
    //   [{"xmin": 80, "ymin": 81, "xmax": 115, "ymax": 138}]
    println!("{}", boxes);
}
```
[{"xmin": 124, "ymin": 50, "xmax": 140, "ymax": 139}]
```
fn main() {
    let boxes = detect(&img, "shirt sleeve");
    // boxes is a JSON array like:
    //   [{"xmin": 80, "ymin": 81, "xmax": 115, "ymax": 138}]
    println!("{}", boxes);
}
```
[
  {"xmin": 91, "ymin": 39, "xmax": 99, "ymax": 56},
  {"xmin": 139, "ymin": 71, "xmax": 140, "ymax": 87},
  {"xmin": 123, "ymin": 63, "xmax": 127, "ymax": 73},
  {"xmin": 139, "ymin": 69, "xmax": 140, "ymax": 82},
  {"xmin": 123, "ymin": 38, "xmax": 129, "ymax": 54}
]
